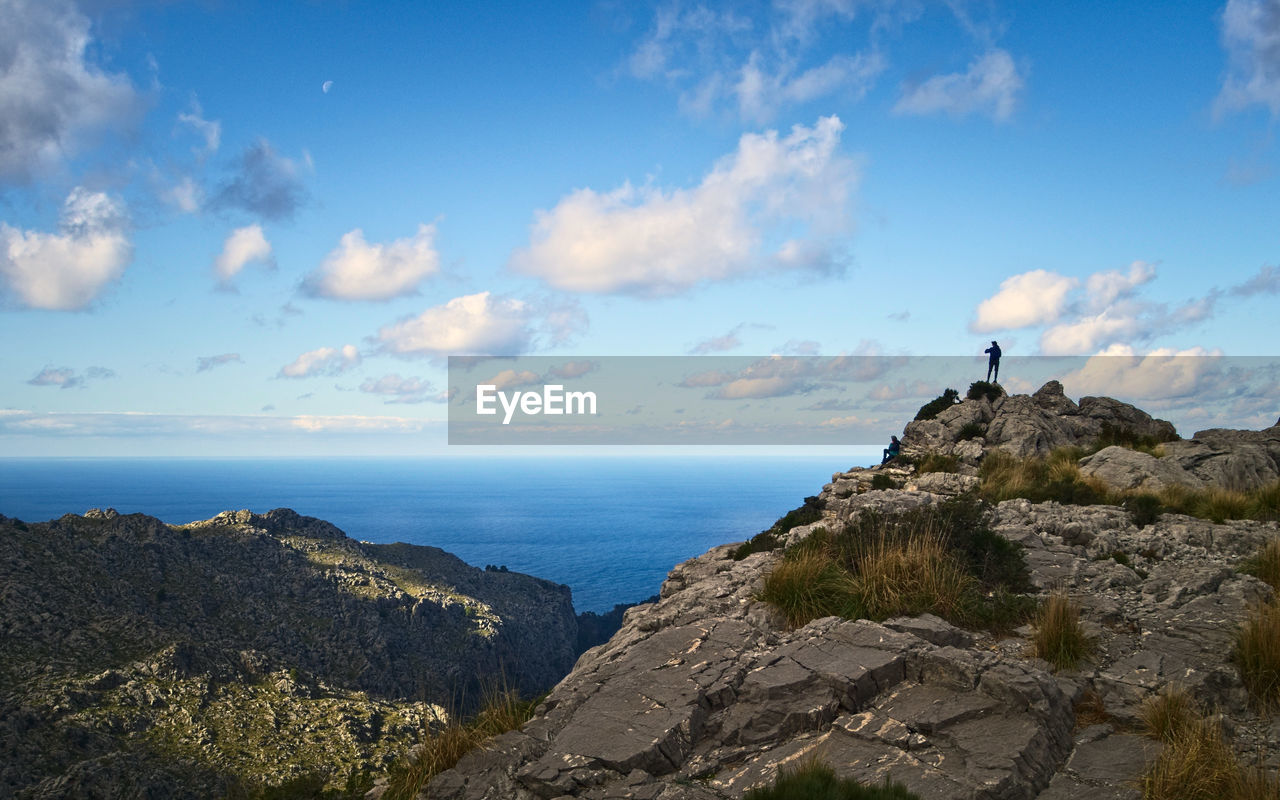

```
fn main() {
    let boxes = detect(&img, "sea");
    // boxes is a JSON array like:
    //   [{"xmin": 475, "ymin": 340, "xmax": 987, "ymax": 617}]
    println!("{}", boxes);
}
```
[{"xmin": 0, "ymin": 457, "xmax": 854, "ymax": 613}]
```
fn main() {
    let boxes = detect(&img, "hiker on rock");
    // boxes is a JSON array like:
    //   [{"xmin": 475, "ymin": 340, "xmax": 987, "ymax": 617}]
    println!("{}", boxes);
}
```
[
  {"xmin": 882, "ymin": 435, "xmax": 901, "ymax": 465},
  {"xmin": 985, "ymin": 341, "xmax": 1002, "ymax": 382}
]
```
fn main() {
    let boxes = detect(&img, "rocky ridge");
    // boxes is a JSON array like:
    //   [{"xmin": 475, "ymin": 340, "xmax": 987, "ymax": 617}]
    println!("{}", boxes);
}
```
[
  {"xmin": 0, "ymin": 507, "xmax": 578, "ymax": 798},
  {"xmin": 417, "ymin": 383, "xmax": 1279, "ymax": 800}
]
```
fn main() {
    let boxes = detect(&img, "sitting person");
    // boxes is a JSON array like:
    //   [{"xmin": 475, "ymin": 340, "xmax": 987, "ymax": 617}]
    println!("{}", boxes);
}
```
[{"xmin": 882, "ymin": 435, "xmax": 901, "ymax": 464}]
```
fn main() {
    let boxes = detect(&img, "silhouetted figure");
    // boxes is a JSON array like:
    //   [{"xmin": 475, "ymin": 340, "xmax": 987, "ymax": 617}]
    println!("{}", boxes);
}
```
[
  {"xmin": 882, "ymin": 435, "xmax": 900, "ymax": 464},
  {"xmin": 985, "ymin": 341, "xmax": 1002, "ymax": 382}
]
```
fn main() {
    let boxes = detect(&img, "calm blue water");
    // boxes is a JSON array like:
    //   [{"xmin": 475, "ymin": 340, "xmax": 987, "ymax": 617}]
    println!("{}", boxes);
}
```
[{"xmin": 0, "ymin": 457, "xmax": 847, "ymax": 612}]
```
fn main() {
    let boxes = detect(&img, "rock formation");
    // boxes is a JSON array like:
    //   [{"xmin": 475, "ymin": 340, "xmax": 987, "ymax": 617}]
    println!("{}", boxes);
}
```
[
  {"xmin": 416, "ymin": 383, "xmax": 1279, "ymax": 800},
  {"xmin": 0, "ymin": 508, "xmax": 578, "ymax": 798}
]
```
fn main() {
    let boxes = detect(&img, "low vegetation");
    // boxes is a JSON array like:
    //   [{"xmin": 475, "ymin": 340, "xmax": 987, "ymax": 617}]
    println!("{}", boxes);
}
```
[
  {"xmin": 1138, "ymin": 687, "xmax": 1280, "ymax": 800},
  {"xmin": 978, "ymin": 447, "xmax": 1280, "ymax": 524},
  {"xmin": 915, "ymin": 454, "xmax": 959, "ymax": 474},
  {"xmin": 966, "ymin": 381, "xmax": 1004, "ymax": 402},
  {"xmin": 760, "ymin": 496, "xmax": 1034, "ymax": 631},
  {"xmin": 1094, "ymin": 422, "xmax": 1178, "ymax": 456},
  {"xmin": 743, "ymin": 760, "xmax": 921, "ymax": 800},
  {"xmin": 913, "ymin": 388, "xmax": 960, "ymax": 421},
  {"xmin": 1031, "ymin": 592, "xmax": 1090, "ymax": 671},
  {"xmin": 1241, "ymin": 538, "xmax": 1280, "ymax": 591},
  {"xmin": 383, "ymin": 687, "xmax": 540, "ymax": 800},
  {"xmin": 956, "ymin": 422, "xmax": 986, "ymax": 441},
  {"xmin": 732, "ymin": 496, "xmax": 826, "ymax": 560},
  {"xmin": 1234, "ymin": 599, "xmax": 1280, "ymax": 712},
  {"xmin": 870, "ymin": 473, "xmax": 898, "ymax": 491}
]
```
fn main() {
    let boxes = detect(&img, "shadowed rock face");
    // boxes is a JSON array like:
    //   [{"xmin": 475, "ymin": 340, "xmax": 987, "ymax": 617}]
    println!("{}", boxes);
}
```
[{"xmin": 0, "ymin": 508, "xmax": 577, "ymax": 798}]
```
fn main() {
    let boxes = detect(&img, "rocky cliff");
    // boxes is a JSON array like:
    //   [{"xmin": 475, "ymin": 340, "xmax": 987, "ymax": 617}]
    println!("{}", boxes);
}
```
[
  {"xmin": 0, "ymin": 507, "xmax": 578, "ymax": 798},
  {"xmin": 418, "ymin": 383, "xmax": 1279, "ymax": 800}
]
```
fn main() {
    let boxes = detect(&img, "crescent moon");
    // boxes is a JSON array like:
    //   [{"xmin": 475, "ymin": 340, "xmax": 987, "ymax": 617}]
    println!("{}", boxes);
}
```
[{"xmin": 322, "ymin": 81, "xmax": 334, "ymax": 94}]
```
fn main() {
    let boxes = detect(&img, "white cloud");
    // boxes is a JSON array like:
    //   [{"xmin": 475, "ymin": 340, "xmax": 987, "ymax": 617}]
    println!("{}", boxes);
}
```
[
  {"xmin": 303, "ymin": 223, "xmax": 440, "ymax": 301},
  {"xmin": 196, "ymin": 353, "xmax": 242, "ymax": 372},
  {"xmin": 1215, "ymin": 0, "xmax": 1280, "ymax": 116},
  {"xmin": 971, "ymin": 269, "xmax": 1078, "ymax": 332},
  {"xmin": 27, "ymin": 364, "xmax": 113, "ymax": 389},
  {"xmin": 511, "ymin": 116, "xmax": 856, "ymax": 296},
  {"xmin": 479, "ymin": 369, "xmax": 543, "ymax": 390},
  {"xmin": 1061, "ymin": 347, "xmax": 1225, "ymax": 401},
  {"xmin": 278, "ymin": 344, "xmax": 361, "ymax": 378},
  {"xmin": 0, "ymin": 187, "xmax": 132, "ymax": 310},
  {"xmin": 893, "ymin": 49, "xmax": 1024, "ymax": 121},
  {"xmin": 0, "ymin": 410, "xmax": 433, "ymax": 437},
  {"xmin": 164, "ymin": 177, "xmax": 203, "ymax": 214},
  {"xmin": 177, "ymin": 99, "xmax": 221, "ymax": 157},
  {"xmin": 213, "ymin": 225, "xmax": 272, "ymax": 282},
  {"xmin": 1084, "ymin": 260, "xmax": 1156, "ymax": 310},
  {"xmin": 359, "ymin": 373, "xmax": 441, "ymax": 404},
  {"xmin": 734, "ymin": 51, "xmax": 885, "ymax": 122},
  {"xmin": 376, "ymin": 292, "xmax": 535, "ymax": 357},
  {"xmin": 1039, "ymin": 311, "xmax": 1141, "ymax": 356},
  {"xmin": 0, "ymin": 0, "xmax": 139, "ymax": 184}
]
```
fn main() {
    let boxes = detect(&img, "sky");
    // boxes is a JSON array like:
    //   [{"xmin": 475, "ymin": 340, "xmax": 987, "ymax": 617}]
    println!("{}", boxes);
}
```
[{"xmin": 2, "ymin": 0, "xmax": 1279, "ymax": 457}]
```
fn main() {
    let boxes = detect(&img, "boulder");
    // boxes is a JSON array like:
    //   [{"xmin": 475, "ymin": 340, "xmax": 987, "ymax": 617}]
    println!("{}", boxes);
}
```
[{"xmin": 1077, "ymin": 446, "xmax": 1203, "ymax": 492}]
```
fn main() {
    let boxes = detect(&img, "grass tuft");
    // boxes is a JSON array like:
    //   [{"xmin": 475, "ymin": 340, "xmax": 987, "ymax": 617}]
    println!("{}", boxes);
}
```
[
  {"xmin": 1031, "ymin": 591, "xmax": 1090, "ymax": 670},
  {"xmin": 1234, "ymin": 600, "xmax": 1280, "ymax": 712},
  {"xmin": 743, "ymin": 759, "xmax": 922, "ymax": 800},
  {"xmin": 760, "ymin": 547, "xmax": 855, "ymax": 628},
  {"xmin": 915, "ymin": 454, "xmax": 959, "ymax": 474},
  {"xmin": 1240, "ymin": 538, "xmax": 1280, "ymax": 592}
]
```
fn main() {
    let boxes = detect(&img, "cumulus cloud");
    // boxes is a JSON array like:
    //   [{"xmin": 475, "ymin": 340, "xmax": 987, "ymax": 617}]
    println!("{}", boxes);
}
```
[
  {"xmin": 893, "ymin": 49, "xmax": 1025, "ymax": 121},
  {"xmin": 547, "ymin": 360, "xmax": 599, "ymax": 379},
  {"xmin": 196, "ymin": 353, "xmax": 242, "ymax": 372},
  {"xmin": 1215, "ymin": 0, "xmax": 1280, "ymax": 116},
  {"xmin": 1039, "ymin": 312, "xmax": 1141, "ymax": 356},
  {"xmin": 27, "ymin": 365, "xmax": 114, "ymax": 389},
  {"xmin": 1062, "ymin": 347, "xmax": 1225, "ymax": 401},
  {"xmin": 479, "ymin": 369, "xmax": 542, "ymax": 390},
  {"xmin": 1084, "ymin": 260, "xmax": 1156, "ymax": 310},
  {"xmin": 303, "ymin": 223, "xmax": 440, "ymax": 301},
  {"xmin": 213, "ymin": 225, "xmax": 272, "ymax": 283},
  {"xmin": 375, "ymin": 292, "xmax": 536, "ymax": 357},
  {"xmin": 213, "ymin": 140, "xmax": 307, "ymax": 221},
  {"xmin": 0, "ymin": 0, "xmax": 139, "ymax": 184},
  {"xmin": 277, "ymin": 344, "xmax": 360, "ymax": 378},
  {"xmin": 0, "ymin": 187, "xmax": 132, "ymax": 310},
  {"xmin": 359, "ymin": 373, "xmax": 441, "ymax": 404},
  {"xmin": 971, "ymin": 269, "xmax": 1078, "ymax": 332},
  {"xmin": 511, "ymin": 116, "xmax": 856, "ymax": 296}
]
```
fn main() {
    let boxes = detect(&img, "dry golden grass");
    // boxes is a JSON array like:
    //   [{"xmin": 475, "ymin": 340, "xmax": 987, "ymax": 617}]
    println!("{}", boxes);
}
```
[
  {"xmin": 1244, "ymin": 538, "xmax": 1280, "ymax": 592},
  {"xmin": 760, "ymin": 548, "xmax": 855, "ymax": 629},
  {"xmin": 1139, "ymin": 685, "xmax": 1200, "ymax": 743},
  {"xmin": 851, "ymin": 531, "xmax": 974, "ymax": 621},
  {"xmin": 1235, "ymin": 600, "xmax": 1280, "ymax": 712},
  {"xmin": 1031, "ymin": 591, "xmax": 1090, "ymax": 671}
]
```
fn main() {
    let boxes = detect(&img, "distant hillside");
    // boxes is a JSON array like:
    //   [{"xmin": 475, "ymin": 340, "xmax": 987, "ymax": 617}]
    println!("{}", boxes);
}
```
[{"xmin": 0, "ymin": 507, "xmax": 578, "ymax": 798}]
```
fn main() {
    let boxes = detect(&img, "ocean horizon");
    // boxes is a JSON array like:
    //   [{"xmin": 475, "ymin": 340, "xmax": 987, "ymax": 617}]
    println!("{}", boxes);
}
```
[{"xmin": 0, "ymin": 456, "xmax": 856, "ymax": 612}]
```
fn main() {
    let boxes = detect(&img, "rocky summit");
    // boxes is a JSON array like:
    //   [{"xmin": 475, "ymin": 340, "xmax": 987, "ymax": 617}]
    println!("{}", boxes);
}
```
[
  {"xmin": 0, "ymin": 507, "xmax": 577, "ymax": 798},
  {"xmin": 418, "ymin": 383, "xmax": 1279, "ymax": 800}
]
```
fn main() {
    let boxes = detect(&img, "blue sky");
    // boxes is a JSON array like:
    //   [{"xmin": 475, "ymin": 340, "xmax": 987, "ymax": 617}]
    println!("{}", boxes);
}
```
[{"xmin": 2, "ymin": 0, "xmax": 1278, "ymax": 456}]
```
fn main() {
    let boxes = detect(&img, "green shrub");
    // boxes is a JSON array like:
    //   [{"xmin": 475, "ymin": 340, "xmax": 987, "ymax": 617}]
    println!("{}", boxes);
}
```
[
  {"xmin": 870, "ymin": 473, "xmax": 897, "ymax": 490},
  {"xmin": 956, "ymin": 422, "xmax": 986, "ymax": 441},
  {"xmin": 966, "ymin": 381, "xmax": 1004, "ymax": 402},
  {"xmin": 914, "ymin": 388, "xmax": 959, "ymax": 421},
  {"xmin": 732, "ymin": 496, "xmax": 826, "ymax": 560},
  {"xmin": 1126, "ymin": 494, "xmax": 1163, "ymax": 529},
  {"xmin": 916, "ymin": 454, "xmax": 959, "ymax": 474},
  {"xmin": 1032, "ymin": 592, "xmax": 1090, "ymax": 671},
  {"xmin": 744, "ymin": 760, "xmax": 921, "ymax": 800},
  {"xmin": 1094, "ymin": 422, "xmax": 1178, "ymax": 456},
  {"xmin": 760, "ymin": 496, "xmax": 1033, "ymax": 632}
]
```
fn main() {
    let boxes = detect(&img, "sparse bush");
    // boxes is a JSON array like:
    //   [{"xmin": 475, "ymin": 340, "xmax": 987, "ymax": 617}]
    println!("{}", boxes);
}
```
[
  {"xmin": 870, "ymin": 473, "xmax": 897, "ymax": 490},
  {"xmin": 760, "ymin": 496, "xmax": 1033, "ymax": 632},
  {"xmin": 914, "ymin": 388, "xmax": 960, "ymax": 421},
  {"xmin": 732, "ymin": 496, "xmax": 826, "ymax": 560},
  {"xmin": 1234, "ymin": 600, "xmax": 1280, "ymax": 711},
  {"xmin": 743, "ymin": 760, "xmax": 922, "ymax": 800},
  {"xmin": 916, "ymin": 454, "xmax": 959, "ymax": 474},
  {"xmin": 956, "ymin": 422, "xmax": 986, "ymax": 441},
  {"xmin": 383, "ymin": 687, "xmax": 539, "ymax": 800},
  {"xmin": 1032, "ymin": 592, "xmax": 1090, "ymax": 670},
  {"xmin": 1139, "ymin": 685, "xmax": 1199, "ymax": 743},
  {"xmin": 966, "ymin": 381, "xmax": 1004, "ymax": 402},
  {"xmin": 1240, "ymin": 538, "xmax": 1280, "ymax": 591},
  {"xmin": 1095, "ymin": 422, "xmax": 1179, "ymax": 456},
  {"xmin": 1248, "ymin": 481, "xmax": 1280, "ymax": 521},
  {"xmin": 760, "ymin": 548, "xmax": 855, "ymax": 628},
  {"xmin": 1126, "ymin": 493, "xmax": 1163, "ymax": 529},
  {"xmin": 979, "ymin": 447, "xmax": 1112, "ymax": 507}
]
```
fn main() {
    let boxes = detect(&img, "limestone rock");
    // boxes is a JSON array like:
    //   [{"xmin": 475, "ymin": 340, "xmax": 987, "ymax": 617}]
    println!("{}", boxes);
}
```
[{"xmin": 1078, "ymin": 446, "xmax": 1203, "ymax": 492}]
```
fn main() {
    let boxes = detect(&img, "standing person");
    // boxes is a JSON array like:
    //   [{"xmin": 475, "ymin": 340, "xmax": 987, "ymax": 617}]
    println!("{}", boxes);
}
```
[
  {"xmin": 985, "ymin": 341, "xmax": 1002, "ymax": 382},
  {"xmin": 882, "ymin": 435, "xmax": 900, "ymax": 464}
]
